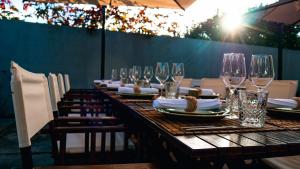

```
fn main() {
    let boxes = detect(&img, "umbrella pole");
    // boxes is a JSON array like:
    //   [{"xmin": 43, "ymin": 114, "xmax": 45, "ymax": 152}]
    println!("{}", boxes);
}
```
[
  {"xmin": 100, "ymin": 5, "xmax": 106, "ymax": 79},
  {"xmin": 277, "ymin": 24, "xmax": 284, "ymax": 80}
]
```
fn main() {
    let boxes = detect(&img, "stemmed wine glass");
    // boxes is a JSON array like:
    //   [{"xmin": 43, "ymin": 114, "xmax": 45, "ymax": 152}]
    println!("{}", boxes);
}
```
[
  {"xmin": 249, "ymin": 54, "xmax": 275, "ymax": 91},
  {"xmin": 128, "ymin": 68, "xmax": 134, "ymax": 83},
  {"xmin": 171, "ymin": 63, "xmax": 184, "ymax": 84},
  {"xmin": 111, "ymin": 69, "xmax": 118, "ymax": 81},
  {"xmin": 132, "ymin": 66, "xmax": 142, "ymax": 85},
  {"xmin": 144, "ymin": 66, "xmax": 153, "ymax": 84},
  {"xmin": 120, "ymin": 68, "xmax": 128, "ymax": 84},
  {"xmin": 155, "ymin": 62, "xmax": 169, "ymax": 98},
  {"xmin": 220, "ymin": 53, "xmax": 246, "ymax": 119}
]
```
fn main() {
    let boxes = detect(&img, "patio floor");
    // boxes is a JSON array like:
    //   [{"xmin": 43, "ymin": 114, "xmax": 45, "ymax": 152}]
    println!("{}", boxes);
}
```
[{"xmin": 0, "ymin": 119, "xmax": 53, "ymax": 169}]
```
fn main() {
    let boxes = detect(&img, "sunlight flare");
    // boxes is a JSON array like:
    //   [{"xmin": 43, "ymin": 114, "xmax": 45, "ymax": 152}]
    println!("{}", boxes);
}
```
[{"xmin": 221, "ymin": 14, "xmax": 243, "ymax": 32}]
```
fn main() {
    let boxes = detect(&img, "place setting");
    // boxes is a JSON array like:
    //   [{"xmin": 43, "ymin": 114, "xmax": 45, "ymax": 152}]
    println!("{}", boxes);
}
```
[
  {"xmin": 267, "ymin": 98, "xmax": 300, "ymax": 119},
  {"xmin": 150, "ymin": 62, "xmax": 229, "ymax": 121}
]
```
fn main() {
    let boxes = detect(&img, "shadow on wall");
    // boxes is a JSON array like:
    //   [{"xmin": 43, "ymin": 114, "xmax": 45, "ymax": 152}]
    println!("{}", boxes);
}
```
[{"xmin": 0, "ymin": 70, "xmax": 13, "ymax": 117}]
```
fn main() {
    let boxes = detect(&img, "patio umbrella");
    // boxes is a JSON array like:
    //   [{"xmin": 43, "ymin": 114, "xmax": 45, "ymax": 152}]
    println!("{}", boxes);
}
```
[
  {"xmin": 32, "ymin": 0, "xmax": 196, "ymax": 79},
  {"xmin": 244, "ymin": 0, "xmax": 300, "ymax": 79},
  {"xmin": 36, "ymin": 0, "xmax": 196, "ymax": 10}
]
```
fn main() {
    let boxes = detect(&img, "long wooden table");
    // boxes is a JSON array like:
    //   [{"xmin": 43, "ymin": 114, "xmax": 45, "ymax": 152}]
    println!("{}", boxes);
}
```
[{"xmin": 99, "ymin": 90, "xmax": 300, "ymax": 168}]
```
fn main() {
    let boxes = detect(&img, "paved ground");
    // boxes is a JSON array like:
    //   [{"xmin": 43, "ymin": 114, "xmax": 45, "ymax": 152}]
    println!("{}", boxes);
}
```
[{"xmin": 0, "ymin": 119, "xmax": 53, "ymax": 169}]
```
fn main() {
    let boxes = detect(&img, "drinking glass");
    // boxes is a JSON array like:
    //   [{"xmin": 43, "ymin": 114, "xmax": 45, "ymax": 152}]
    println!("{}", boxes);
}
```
[
  {"xmin": 171, "ymin": 63, "xmax": 184, "ymax": 84},
  {"xmin": 165, "ymin": 82, "xmax": 178, "ymax": 99},
  {"xmin": 249, "ymin": 54, "xmax": 275, "ymax": 91},
  {"xmin": 132, "ymin": 66, "xmax": 142, "ymax": 85},
  {"xmin": 128, "ymin": 68, "xmax": 134, "ymax": 83},
  {"xmin": 155, "ymin": 62, "xmax": 169, "ymax": 98},
  {"xmin": 238, "ymin": 90, "xmax": 268, "ymax": 128},
  {"xmin": 144, "ymin": 66, "xmax": 153, "ymax": 86},
  {"xmin": 111, "ymin": 68, "xmax": 118, "ymax": 81},
  {"xmin": 120, "ymin": 68, "xmax": 128, "ymax": 84},
  {"xmin": 220, "ymin": 53, "xmax": 246, "ymax": 119}
]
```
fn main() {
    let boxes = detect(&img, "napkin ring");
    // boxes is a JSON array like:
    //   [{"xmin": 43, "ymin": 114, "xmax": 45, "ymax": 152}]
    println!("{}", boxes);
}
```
[
  {"xmin": 133, "ymin": 85, "xmax": 141, "ymax": 94},
  {"xmin": 185, "ymin": 96, "xmax": 197, "ymax": 112}
]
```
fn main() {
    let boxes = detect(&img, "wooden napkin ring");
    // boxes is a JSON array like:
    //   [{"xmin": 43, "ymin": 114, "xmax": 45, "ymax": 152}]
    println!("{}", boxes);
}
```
[
  {"xmin": 292, "ymin": 97, "xmax": 300, "ymax": 108},
  {"xmin": 185, "ymin": 96, "xmax": 197, "ymax": 112},
  {"xmin": 133, "ymin": 85, "xmax": 141, "ymax": 94},
  {"xmin": 100, "ymin": 84, "xmax": 107, "ymax": 87}
]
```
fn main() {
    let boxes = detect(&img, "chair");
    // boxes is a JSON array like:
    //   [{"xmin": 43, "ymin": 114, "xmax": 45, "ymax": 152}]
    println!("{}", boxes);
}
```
[
  {"xmin": 11, "ymin": 62, "xmax": 156, "ymax": 169},
  {"xmin": 180, "ymin": 78, "xmax": 193, "ymax": 87},
  {"xmin": 48, "ymin": 73, "xmax": 133, "ymax": 163},
  {"xmin": 245, "ymin": 80, "xmax": 298, "ymax": 98},
  {"xmin": 58, "ymin": 73, "xmax": 100, "ymax": 102},
  {"xmin": 200, "ymin": 78, "xmax": 226, "ymax": 98},
  {"xmin": 262, "ymin": 156, "xmax": 300, "ymax": 169},
  {"xmin": 64, "ymin": 74, "xmax": 70, "ymax": 92},
  {"xmin": 57, "ymin": 73, "xmax": 66, "ymax": 99}
]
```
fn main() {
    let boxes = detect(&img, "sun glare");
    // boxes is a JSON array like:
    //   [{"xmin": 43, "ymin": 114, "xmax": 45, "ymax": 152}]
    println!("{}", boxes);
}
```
[{"xmin": 221, "ymin": 14, "xmax": 243, "ymax": 32}]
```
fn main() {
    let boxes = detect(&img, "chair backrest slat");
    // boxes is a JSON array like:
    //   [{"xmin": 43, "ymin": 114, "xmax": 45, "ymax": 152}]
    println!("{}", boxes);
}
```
[{"xmin": 11, "ymin": 61, "xmax": 53, "ymax": 148}]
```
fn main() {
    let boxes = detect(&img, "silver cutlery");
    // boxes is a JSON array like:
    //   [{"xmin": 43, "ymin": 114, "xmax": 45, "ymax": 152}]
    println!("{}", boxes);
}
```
[{"xmin": 181, "ymin": 125, "xmax": 238, "ymax": 131}]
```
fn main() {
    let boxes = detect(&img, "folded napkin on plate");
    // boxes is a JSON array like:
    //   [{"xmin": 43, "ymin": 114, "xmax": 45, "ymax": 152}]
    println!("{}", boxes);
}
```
[
  {"xmin": 151, "ymin": 83, "xmax": 164, "ymax": 89},
  {"xmin": 179, "ymin": 87, "xmax": 214, "ymax": 95},
  {"xmin": 118, "ymin": 87, "xmax": 159, "ymax": 94},
  {"xmin": 107, "ymin": 83, "xmax": 134, "ymax": 88},
  {"xmin": 94, "ymin": 80, "xmax": 103, "ymax": 84},
  {"xmin": 94, "ymin": 80, "xmax": 120, "ymax": 84},
  {"xmin": 153, "ymin": 98, "xmax": 221, "ymax": 111},
  {"xmin": 267, "ymin": 98, "xmax": 298, "ymax": 108}
]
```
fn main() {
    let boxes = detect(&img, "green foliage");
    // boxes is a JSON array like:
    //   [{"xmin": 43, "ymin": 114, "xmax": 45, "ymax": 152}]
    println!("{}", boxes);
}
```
[
  {"xmin": 0, "ymin": 0, "xmax": 19, "ymax": 20},
  {"xmin": 1, "ymin": 1, "xmax": 183, "ymax": 37},
  {"xmin": 185, "ymin": 14, "xmax": 300, "ymax": 49}
]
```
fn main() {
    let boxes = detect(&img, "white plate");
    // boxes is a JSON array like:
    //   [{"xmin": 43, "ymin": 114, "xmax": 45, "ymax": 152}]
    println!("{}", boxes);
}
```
[
  {"xmin": 267, "ymin": 108, "xmax": 300, "ymax": 116},
  {"xmin": 157, "ymin": 108, "xmax": 228, "ymax": 120},
  {"xmin": 164, "ymin": 108, "xmax": 225, "ymax": 115}
]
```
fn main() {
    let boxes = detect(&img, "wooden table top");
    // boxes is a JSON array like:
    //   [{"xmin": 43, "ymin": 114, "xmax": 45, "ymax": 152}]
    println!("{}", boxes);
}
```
[{"xmin": 99, "ymin": 90, "xmax": 300, "ymax": 160}]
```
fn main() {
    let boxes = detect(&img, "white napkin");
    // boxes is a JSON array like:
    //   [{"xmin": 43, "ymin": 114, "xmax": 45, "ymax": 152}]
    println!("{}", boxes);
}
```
[
  {"xmin": 151, "ymin": 83, "xmax": 164, "ymax": 89},
  {"xmin": 94, "ymin": 80, "xmax": 120, "ymax": 84},
  {"xmin": 268, "ymin": 98, "xmax": 298, "ymax": 108},
  {"xmin": 153, "ymin": 98, "xmax": 221, "ymax": 111},
  {"xmin": 107, "ymin": 83, "xmax": 134, "ymax": 88},
  {"xmin": 94, "ymin": 80, "xmax": 103, "ymax": 84},
  {"xmin": 179, "ymin": 87, "xmax": 214, "ymax": 95},
  {"xmin": 107, "ymin": 83, "xmax": 120, "ymax": 88},
  {"xmin": 118, "ymin": 87, "xmax": 159, "ymax": 94}
]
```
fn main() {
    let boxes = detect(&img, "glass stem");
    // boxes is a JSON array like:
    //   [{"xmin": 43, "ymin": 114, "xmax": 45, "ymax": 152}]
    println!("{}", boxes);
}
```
[
  {"xmin": 229, "ymin": 88, "xmax": 235, "ymax": 113},
  {"xmin": 160, "ymin": 83, "xmax": 163, "ymax": 97}
]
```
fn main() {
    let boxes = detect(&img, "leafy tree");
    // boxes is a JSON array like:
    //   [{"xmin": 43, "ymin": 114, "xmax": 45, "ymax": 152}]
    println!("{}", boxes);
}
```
[
  {"xmin": 1, "ymin": 1, "xmax": 184, "ymax": 37},
  {"xmin": 185, "ymin": 9, "xmax": 300, "ymax": 49},
  {"xmin": 0, "ymin": 0, "xmax": 19, "ymax": 20}
]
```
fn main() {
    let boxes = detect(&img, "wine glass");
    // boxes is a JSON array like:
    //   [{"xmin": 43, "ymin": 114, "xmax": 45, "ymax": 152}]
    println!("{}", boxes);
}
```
[
  {"xmin": 171, "ymin": 63, "xmax": 184, "ymax": 84},
  {"xmin": 132, "ymin": 66, "xmax": 142, "ymax": 84},
  {"xmin": 128, "ymin": 68, "xmax": 134, "ymax": 83},
  {"xmin": 111, "ymin": 69, "xmax": 118, "ymax": 81},
  {"xmin": 249, "ymin": 54, "xmax": 275, "ymax": 91},
  {"xmin": 120, "ymin": 68, "xmax": 128, "ymax": 84},
  {"xmin": 155, "ymin": 62, "xmax": 169, "ymax": 98},
  {"xmin": 220, "ymin": 53, "xmax": 246, "ymax": 119},
  {"xmin": 144, "ymin": 66, "xmax": 153, "ymax": 84}
]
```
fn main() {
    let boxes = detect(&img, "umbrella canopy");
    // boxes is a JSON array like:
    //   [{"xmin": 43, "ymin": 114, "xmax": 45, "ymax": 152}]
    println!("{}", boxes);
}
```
[
  {"xmin": 34, "ymin": 0, "xmax": 196, "ymax": 10},
  {"xmin": 245, "ymin": 0, "xmax": 300, "ymax": 25},
  {"xmin": 244, "ymin": 0, "xmax": 300, "ymax": 80}
]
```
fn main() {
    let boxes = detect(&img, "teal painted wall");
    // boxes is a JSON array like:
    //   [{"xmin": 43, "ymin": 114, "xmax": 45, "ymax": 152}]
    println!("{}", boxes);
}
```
[{"xmin": 1, "ymin": 19, "xmax": 299, "ymax": 117}]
